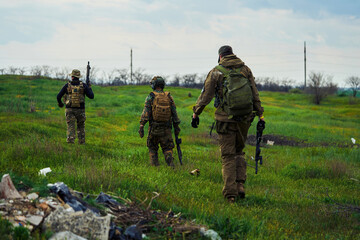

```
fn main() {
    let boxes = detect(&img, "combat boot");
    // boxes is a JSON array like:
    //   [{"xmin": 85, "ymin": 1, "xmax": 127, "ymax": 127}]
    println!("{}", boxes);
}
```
[
  {"xmin": 149, "ymin": 152, "xmax": 159, "ymax": 166},
  {"xmin": 164, "ymin": 150, "xmax": 175, "ymax": 168},
  {"xmin": 237, "ymin": 181, "xmax": 245, "ymax": 199},
  {"xmin": 227, "ymin": 196, "xmax": 236, "ymax": 204}
]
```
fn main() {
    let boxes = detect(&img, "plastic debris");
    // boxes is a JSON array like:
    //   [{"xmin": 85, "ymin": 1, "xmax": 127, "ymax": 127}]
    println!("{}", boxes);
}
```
[
  {"xmin": 200, "ymin": 227, "xmax": 222, "ymax": 240},
  {"xmin": 39, "ymin": 167, "xmax": 52, "ymax": 176},
  {"xmin": 124, "ymin": 225, "xmax": 142, "ymax": 240},
  {"xmin": 267, "ymin": 140, "xmax": 274, "ymax": 146},
  {"xmin": 190, "ymin": 169, "xmax": 200, "ymax": 176},
  {"xmin": 48, "ymin": 182, "xmax": 89, "ymax": 212},
  {"xmin": 351, "ymin": 138, "xmax": 356, "ymax": 144},
  {"xmin": 96, "ymin": 192, "xmax": 121, "ymax": 208}
]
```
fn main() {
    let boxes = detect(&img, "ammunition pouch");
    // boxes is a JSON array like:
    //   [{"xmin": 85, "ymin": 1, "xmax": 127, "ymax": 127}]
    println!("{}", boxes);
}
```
[{"xmin": 150, "ymin": 121, "xmax": 171, "ymax": 136}]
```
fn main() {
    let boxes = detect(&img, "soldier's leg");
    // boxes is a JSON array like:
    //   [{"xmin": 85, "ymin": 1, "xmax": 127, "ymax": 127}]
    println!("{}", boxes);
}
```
[
  {"xmin": 216, "ymin": 121, "xmax": 238, "ymax": 199},
  {"xmin": 147, "ymin": 133, "xmax": 160, "ymax": 166},
  {"xmin": 76, "ymin": 109, "xmax": 86, "ymax": 144},
  {"xmin": 159, "ymin": 129, "xmax": 175, "ymax": 167},
  {"xmin": 65, "ymin": 108, "xmax": 76, "ymax": 143},
  {"xmin": 235, "ymin": 121, "xmax": 251, "ymax": 198}
]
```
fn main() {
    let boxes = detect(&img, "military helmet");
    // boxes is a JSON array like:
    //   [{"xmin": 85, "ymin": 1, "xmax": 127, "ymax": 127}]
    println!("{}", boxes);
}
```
[
  {"xmin": 150, "ymin": 76, "xmax": 165, "ymax": 90},
  {"xmin": 69, "ymin": 69, "xmax": 82, "ymax": 78}
]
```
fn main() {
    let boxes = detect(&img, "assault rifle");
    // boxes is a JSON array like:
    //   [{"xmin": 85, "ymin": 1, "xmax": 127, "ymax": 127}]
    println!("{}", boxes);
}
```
[
  {"xmin": 175, "ymin": 134, "xmax": 183, "ymax": 165},
  {"xmin": 255, "ymin": 120, "xmax": 265, "ymax": 174},
  {"xmin": 86, "ymin": 61, "xmax": 91, "ymax": 86}
]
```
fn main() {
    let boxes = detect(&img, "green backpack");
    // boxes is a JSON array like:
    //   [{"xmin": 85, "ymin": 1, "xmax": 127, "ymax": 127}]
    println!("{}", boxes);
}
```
[{"xmin": 215, "ymin": 65, "xmax": 253, "ymax": 117}]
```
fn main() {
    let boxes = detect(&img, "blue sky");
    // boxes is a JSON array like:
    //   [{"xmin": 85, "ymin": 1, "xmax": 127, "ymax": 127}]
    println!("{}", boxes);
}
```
[{"xmin": 1, "ymin": 0, "xmax": 359, "ymax": 85}]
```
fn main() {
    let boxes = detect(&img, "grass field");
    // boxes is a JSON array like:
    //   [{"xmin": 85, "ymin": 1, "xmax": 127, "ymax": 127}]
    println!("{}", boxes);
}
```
[{"xmin": 0, "ymin": 75, "xmax": 359, "ymax": 239}]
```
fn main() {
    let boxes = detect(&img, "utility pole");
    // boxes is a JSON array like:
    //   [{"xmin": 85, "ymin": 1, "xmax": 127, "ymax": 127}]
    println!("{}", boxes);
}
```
[
  {"xmin": 130, "ymin": 48, "xmax": 133, "ymax": 84},
  {"xmin": 304, "ymin": 41, "xmax": 307, "ymax": 89}
]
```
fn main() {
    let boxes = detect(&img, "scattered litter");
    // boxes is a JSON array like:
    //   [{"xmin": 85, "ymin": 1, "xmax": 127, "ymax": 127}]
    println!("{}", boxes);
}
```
[
  {"xmin": 350, "ymin": 178, "xmax": 359, "ymax": 182},
  {"xmin": 27, "ymin": 192, "xmax": 39, "ymax": 200},
  {"xmin": 190, "ymin": 169, "xmax": 200, "ymax": 176},
  {"xmin": 39, "ymin": 167, "xmax": 52, "ymax": 176},
  {"xmin": 96, "ymin": 192, "xmax": 121, "ymax": 208},
  {"xmin": 351, "ymin": 138, "xmax": 356, "ymax": 144},
  {"xmin": 200, "ymin": 227, "xmax": 222, "ymax": 240},
  {"xmin": 124, "ymin": 224, "xmax": 142, "ymax": 240},
  {"xmin": 267, "ymin": 140, "xmax": 274, "ymax": 146}
]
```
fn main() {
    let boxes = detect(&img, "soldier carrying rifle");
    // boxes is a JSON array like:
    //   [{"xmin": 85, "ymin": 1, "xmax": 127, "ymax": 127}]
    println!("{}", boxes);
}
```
[
  {"xmin": 138, "ymin": 76, "xmax": 181, "ymax": 167},
  {"xmin": 191, "ymin": 46, "xmax": 265, "ymax": 203},
  {"xmin": 57, "ymin": 65, "xmax": 94, "ymax": 144}
]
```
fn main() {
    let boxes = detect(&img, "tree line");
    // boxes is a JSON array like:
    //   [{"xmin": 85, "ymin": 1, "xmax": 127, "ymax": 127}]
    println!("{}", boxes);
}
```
[{"xmin": 1, "ymin": 65, "xmax": 359, "ymax": 105}]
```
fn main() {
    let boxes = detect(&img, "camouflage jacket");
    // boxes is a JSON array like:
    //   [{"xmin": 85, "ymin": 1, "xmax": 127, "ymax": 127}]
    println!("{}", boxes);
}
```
[
  {"xmin": 193, "ymin": 54, "xmax": 264, "ymax": 122},
  {"xmin": 140, "ymin": 90, "xmax": 181, "ymax": 127}
]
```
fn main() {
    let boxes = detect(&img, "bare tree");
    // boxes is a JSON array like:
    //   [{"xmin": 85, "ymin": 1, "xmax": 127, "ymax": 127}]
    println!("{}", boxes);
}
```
[
  {"xmin": 346, "ymin": 76, "xmax": 360, "ymax": 97},
  {"xmin": 30, "ymin": 66, "xmax": 43, "ymax": 76},
  {"xmin": 8, "ymin": 66, "xmax": 18, "ymax": 75},
  {"xmin": 42, "ymin": 65, "xmax": 52, "ymax": 77},
  {"xmin": 0, "ymin": 69, "xmax": 5, "ymax": 75},
  {"xmin": 307, "ymin": 72, "xmax": 337, "ymax": 105},
  {"xmin": 113, "ymin": 68, "xmax": 129, "ymax": 85},
  {"xmin": 133, "ymin": 68, "xmax": 151, "ymax": 85},
  {"xmin": 18, "ymin": 67, "xmax": 26, "ymax": 75},
  {"xmin": 182, "ymin": 74, "xmax": 198, "ymax": 88}
]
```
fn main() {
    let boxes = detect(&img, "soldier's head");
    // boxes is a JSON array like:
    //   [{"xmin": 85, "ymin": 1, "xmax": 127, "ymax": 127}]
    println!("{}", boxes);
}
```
[
  {"xmin": 69, "ymin": 69, "xmax": 81, "ymax": 80},
  {"xmin": 150, "ymin": 76, "xmax": 165, "ymax": 90},
  {"xmin": 218, "ymin": 45, "xmax": 233, "ymax": 62}
]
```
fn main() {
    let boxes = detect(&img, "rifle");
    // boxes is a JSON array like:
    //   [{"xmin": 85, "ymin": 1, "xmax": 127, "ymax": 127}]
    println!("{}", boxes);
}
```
[
  {"xmin": 175, "ymin": 134, "xmax": 183, "ymax": 165},
  {"xmin": 86, "ymin": 61, "xmax": 91, "ymax": 86},
  {"xmin": 255, "ymin": 120, "xmax": 265, "ymax": 174}
]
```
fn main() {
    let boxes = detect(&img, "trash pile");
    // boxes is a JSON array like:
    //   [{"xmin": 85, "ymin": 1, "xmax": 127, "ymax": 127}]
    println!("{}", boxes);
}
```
[{"xmin": 0, "ymin": 173, "xmax": 221, "ymax": 240}]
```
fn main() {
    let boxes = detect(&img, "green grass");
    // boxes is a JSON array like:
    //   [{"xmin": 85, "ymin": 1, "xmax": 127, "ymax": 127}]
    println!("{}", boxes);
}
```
[{"xmin": 0, "ymin": 75, "xmax": 359, "ymax": 239}]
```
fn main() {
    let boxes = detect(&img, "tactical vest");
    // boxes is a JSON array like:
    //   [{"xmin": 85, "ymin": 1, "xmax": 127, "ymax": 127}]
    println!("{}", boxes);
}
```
[
  {"xmin": 215, "ymin": 65, "xmax": 253, "ymax": 117},
  {"xmin": 65, "ymin": 81, "xmax": 85, "ymax": 108},
  {"xmin": 152, "ymin": 91, "xmax": 172, "ymax": 122}
]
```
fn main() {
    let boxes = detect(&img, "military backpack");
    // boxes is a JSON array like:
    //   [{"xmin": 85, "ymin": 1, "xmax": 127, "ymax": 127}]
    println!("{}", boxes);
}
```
[
  {"xmin": 215, "ymin": 65, "xmax": 253, "ymax": 117},
  {"xmin": 64, "ymin": 81, "xmax": 85, "ymax": 108},
  {"xmin": 152, "ymin": 91, "xmax": 172, "ymax": 122}
]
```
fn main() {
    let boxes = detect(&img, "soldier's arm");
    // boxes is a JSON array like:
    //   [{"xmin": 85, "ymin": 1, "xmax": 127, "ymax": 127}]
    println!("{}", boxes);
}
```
[
  {"xmin": 84, "ymin": 84, "xmax": 94, "ymax": 99},
  {"xmin": 140, "ymin": 94, "xmax": 153, "ymax": 126},
  {"xmin": 247, "ymin": 68, "xmax": 264, "ymax": 116},
  {"xmin": 56, "ymin": 83, "xmax": 68, "ymax": 105},
  {"xmin": 192, "ymin": 69, "xmax": 219, "ymax": 116},
  {"xmin": 168, "ymin": 94, "xmax": 181, "ymax": 126}
]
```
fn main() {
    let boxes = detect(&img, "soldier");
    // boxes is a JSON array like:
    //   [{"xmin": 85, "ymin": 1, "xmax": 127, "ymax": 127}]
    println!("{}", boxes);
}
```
[
  {"xmin": 139, "ymin": 76, "xmax": 181, "ymax": 167},
  {"xmin": 57, "ymin": 69, "xmax": 94, "ymax": 144},
  {"xmin": 191, "ymin": 46, "xmax": 265, "ymax": 203}
]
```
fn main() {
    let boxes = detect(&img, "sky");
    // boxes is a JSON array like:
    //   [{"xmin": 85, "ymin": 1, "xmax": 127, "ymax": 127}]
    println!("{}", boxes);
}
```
[{"xmin": 1, "ymin": 0, "xmax": 360, "ymax": 86}]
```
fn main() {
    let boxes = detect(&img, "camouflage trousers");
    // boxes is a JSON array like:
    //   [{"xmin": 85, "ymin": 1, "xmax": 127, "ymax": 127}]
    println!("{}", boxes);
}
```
[
  {"xmin": 147, "ymin": 127, "xmax": 175, "ymax": 167},
  {"xmin": 216, "ymin": 120, "xmax": 251, "ymax": 198},
  {"xmin": 65, "ymin": 108, "xmax": 86, "ymax": 144}
]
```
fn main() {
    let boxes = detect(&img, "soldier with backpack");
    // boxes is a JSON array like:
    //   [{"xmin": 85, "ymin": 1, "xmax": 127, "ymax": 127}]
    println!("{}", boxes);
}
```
[
  {"xmin": 139, "ymin": 76, "xmax": 181, "ymax": 167},
  {"xmin": 191, "ymin": 46, "xmax": 265, "ymax": 203},
  {"xmin": 57, "ymin": 69, "xmax": 94, "ymax": 144}
]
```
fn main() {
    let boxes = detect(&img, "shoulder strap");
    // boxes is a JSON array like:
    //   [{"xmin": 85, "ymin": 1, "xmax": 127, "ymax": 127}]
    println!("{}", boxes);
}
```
[{"xmin": 215, "ymin": 65, "xmax": 230, "ymax": 74}]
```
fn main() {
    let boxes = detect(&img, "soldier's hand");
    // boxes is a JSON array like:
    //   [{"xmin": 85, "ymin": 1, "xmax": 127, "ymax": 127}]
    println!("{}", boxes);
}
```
[
  {"xmin": 191, "ymin": 115, "xmax": 200, "ymax": 128},
  {"xmin": 138, "ymin": 125, "xmax": 144, "ymax": 138},
  {"xmin": 174, "ymin": 125, "xmax": 181, "ymax": 135},
  {"xmin": 58, "ymin": 102, "xmax": 64, "ymax": 108}
]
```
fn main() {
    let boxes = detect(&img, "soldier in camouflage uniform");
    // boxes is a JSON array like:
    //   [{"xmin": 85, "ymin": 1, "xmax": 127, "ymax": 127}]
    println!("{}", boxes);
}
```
[
  {"xmin": 57, "ymin": 69, "xmax": 94, "ymax": 144},
  {"xmin": 139, "ymin": 76, "xmax": 181, "ymax": 167},
  {"xmin": 192, "ymin": 46, "xmax": 265, "ymax": 203}
]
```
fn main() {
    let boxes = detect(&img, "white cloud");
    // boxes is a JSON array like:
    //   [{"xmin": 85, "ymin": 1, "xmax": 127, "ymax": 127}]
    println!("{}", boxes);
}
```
[{"xmin": 0, "ymin": 1, "xmax": 359, "ymax": 85}]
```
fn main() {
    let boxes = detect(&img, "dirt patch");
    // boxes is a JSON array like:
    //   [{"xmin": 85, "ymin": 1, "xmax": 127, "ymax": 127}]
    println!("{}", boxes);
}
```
[
  {"xmin": 247, "ymin": 134, "xmax": 306, "ymax": 147},
  {"xmin": 247, "ymin": 134, "xmax": 359, "ymax": 148}
]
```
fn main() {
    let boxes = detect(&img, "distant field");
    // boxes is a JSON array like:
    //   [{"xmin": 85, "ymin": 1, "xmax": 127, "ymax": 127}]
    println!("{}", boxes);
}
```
[{"xmin": 0, "ymin": 75, "xmax": 359, "ymax": 239}]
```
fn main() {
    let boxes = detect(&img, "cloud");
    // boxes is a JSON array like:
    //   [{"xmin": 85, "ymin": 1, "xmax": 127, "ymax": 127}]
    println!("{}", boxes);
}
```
[{"xmin": 0, "ymin": 1, "xmax": 359, "ymax": 85}]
